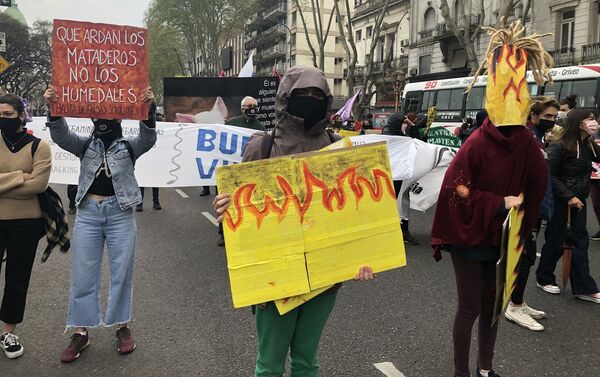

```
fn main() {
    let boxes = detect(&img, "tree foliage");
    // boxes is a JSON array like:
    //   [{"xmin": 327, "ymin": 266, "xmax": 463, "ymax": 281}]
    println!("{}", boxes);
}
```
[
  {"xmin": 0, "ymin": 14, "xmax": 52, "ymax": 113},
  {"xmin": 334, "ymin": 0, "xmax": 394, "ymax": 118},
  {"xmin": 145, "ymin": 0, "xmax": 258, "ymax": 80}
]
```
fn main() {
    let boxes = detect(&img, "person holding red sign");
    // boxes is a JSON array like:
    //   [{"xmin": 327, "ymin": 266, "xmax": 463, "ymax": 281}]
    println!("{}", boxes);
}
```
[{"xmin": 43, "ymin": 86, "xmax": 157, "ymax": 363}]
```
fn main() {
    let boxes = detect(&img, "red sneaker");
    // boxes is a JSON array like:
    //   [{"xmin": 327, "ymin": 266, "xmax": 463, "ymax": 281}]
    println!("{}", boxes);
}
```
[
  {"xmin": 60, "ymin": 333, "xmax": 90, "ymax": 363},
  {"xmin": 116, "ymin": 327, "xmax": 136, "ymax": 354}
]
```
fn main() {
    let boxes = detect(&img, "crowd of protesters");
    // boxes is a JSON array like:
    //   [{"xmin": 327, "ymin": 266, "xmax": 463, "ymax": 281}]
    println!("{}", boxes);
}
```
[{"xmin": 2, "ymin": 62, "xmax": 600, "ymax": 377}]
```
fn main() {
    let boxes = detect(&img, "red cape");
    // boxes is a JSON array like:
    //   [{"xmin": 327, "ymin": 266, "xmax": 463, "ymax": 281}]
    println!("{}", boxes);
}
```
[{"xmin": 430, "ymin": 119, "xmax": 547, "ymax": 261}]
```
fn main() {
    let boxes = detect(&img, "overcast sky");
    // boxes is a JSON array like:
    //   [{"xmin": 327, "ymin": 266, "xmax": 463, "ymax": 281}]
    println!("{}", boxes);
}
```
[{"xmin": 17, "ymin": 0, "xmax": 151, "ymax": 27}]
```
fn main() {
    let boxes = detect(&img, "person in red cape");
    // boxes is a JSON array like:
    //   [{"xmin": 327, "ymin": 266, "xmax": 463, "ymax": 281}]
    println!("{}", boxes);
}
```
[{"xmin": 431, "ymin": 20, "xmax": 551, "ymax": 377}]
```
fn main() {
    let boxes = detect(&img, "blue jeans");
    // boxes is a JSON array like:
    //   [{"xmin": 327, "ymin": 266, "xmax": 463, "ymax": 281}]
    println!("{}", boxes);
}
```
[{"xmin": 67, "ymin": 196, "xmax": 137, "ymax": 328}]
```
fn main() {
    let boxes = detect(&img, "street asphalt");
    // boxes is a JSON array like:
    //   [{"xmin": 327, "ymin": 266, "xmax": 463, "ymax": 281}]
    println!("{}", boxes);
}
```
[{"xmin": 1, "ymin": 186, "xmax": 599, "ymax": 376}]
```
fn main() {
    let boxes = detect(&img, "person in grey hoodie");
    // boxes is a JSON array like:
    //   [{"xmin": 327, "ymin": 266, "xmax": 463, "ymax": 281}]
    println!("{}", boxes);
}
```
[{"xmin": 214, "ymin": 66, "xmax": 374, "ymax": 377}]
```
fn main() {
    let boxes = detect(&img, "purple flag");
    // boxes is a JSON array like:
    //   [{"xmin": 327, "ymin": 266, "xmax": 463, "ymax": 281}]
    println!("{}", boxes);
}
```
[{"xmin": 336, "ymin": 90, "xmax": 362, "ymax": 122}]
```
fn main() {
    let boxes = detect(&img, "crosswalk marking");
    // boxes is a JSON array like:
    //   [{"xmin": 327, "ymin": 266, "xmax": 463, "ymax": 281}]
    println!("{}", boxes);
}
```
[
  {"xmin": 374, "ymin": 362, "xmax": 406, "ymax": 377},
  {"xmin": 202, "ymin": 212, "xmax": 219, "ymax": 227},
  {"xmin": 175, "ymin": 189, "xmax": 189, "ymax": 199}
]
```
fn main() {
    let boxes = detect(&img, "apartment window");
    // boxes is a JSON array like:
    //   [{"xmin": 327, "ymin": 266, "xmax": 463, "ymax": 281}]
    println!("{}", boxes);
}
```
[
  {"xmin": 290, "ymin": 33, "xmax": 296, "ymax": 45},
  {"xmin": 356, "ymin": 29, "xmax": 362, "ymax": 41},
  {"xmin": 291, "ymin": 11, "xmax": 297, "ymax": 27},
  {"xmin": 334, "ymin": 78, "xmax": 343, "ymax": 97},
  {"xmin": 366, "ymin": 26, "xmax": 373, "ymax": 38},
  {"xmin": 335, "ymin": 37, "xmax": 339, "ymax": 44},
  {"xmin": 424, "ymin": 7, "xmax": 437, "ymax": 30},
  {"xmin": 378, "ymin": 37, "xmax": 385, "ymax": 61},
  {"xmin": 419, "ymin": 55, "xmax": 431, "ymax": 75},
  {"xmin": 388, "ymin": 35, "xmax": 395, "ymax": 60},
  {"xmin": 560, "ymin": 10, "xmax": 575, "ymax": 52}
]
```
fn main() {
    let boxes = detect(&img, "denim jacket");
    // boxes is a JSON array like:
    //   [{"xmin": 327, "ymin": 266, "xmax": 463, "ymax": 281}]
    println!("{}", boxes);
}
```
[{"xmin": 47, "ymin": 117, "xmax": 157, "ymax": 210}]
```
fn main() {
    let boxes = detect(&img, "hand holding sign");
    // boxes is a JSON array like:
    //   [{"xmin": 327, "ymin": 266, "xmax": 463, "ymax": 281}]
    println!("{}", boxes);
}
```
[{"xmin": 43, "ymin": 86, "xmax": 58, "ymax": 106}]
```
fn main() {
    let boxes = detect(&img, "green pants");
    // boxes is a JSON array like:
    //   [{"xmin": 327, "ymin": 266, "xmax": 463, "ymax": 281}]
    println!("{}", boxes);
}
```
[{"xmin": 254, "ymin": 291, "xmax": 337, "ymax": 377}]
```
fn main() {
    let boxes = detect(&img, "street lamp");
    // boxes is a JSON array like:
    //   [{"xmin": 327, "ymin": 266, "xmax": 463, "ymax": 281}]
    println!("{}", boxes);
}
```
[{"xmin": 393, "ymin": 80, "xmax": 401, "ymax": 112}]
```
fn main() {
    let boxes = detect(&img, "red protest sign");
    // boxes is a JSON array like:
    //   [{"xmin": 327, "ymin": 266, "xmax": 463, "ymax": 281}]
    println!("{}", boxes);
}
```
[{"xmin": 51, "ymin": 19, "xmax": 149, "ymax": 120}]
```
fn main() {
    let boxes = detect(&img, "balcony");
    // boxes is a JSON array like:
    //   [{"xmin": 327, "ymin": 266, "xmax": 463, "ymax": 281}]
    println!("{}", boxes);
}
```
[
  {"xmin": 354, "ymin": 0, "xmax": 406, "ymax": 19},
  {"xmin": 256, "ymin": 24, "xmax": 288, "ymax": 47},
  {"xmin": 261, "ymin": 1, "xmax": 287, "ymax": 21},
  {"xmin": 418, "ymin": 28, "xmax": 436, "ymax": 42},
  {"xmin": 244, "ymin": 30, "xmax": 258, "ymax": 50},
  {"xmin": 582, "ymin": 42, "xmax": 600, "ymax": 64},
  {"xmin": 549, "ymin": 47, "xmax": 576, "ymax": 67},
  {"xmin": 436, "ymin": 15, "xmax": 481, "ymax": 39},
  {"xmin": 256, "ymin": 44, "xmax": 287, "ymax": 64}
]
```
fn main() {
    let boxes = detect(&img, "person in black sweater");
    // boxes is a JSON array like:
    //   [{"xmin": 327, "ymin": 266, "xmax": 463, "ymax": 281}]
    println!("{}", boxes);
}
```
[{"xmin": 536, "ymin": 108, "xmax": 600, "ymax": 303}]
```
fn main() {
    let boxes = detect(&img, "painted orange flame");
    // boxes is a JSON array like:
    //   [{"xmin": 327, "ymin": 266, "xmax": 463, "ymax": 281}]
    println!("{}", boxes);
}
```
[
  {"xmin": 224, "ymin": 162, "xmax": 395, "ymax": 231},
  {"xmin": 486, "ymin": 44, "xmax": 530, "ymax": 126}
]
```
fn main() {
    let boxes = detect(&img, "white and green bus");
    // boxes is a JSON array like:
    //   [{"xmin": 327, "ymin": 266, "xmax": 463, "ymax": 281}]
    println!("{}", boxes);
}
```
[{"xmin": 402, "ymin": 64, "xmax": 600, "ymax": 147}]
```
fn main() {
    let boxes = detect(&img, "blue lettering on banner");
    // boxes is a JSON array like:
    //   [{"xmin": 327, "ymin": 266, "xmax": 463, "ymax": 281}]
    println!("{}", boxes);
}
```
[
  {"xmin": 197, "ymin": 129, "xmax": 217, "ymax": 152},
  {"xmin": 196, "ymin": 158, "xmax": 219, "ymax": 179},
  {"xmin": 219, "ymin": 133, "xmax": 238, "ymax": 155}
]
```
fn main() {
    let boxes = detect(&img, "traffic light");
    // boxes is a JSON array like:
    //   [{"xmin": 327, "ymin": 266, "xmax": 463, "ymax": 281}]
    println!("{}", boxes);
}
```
[{"xmin": 0, "ymin": 0, "xmax": 11, "ymax": 7}]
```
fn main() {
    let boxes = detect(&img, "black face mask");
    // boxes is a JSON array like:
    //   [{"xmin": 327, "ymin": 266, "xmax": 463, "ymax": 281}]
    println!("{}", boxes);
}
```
[
  {"xmin": 243, "ymin": 106, "xmax": 258, "ymax": 119},
  {"xmin": 0, "ymin": 117, "xmax": 23, "ymax": 135},
  {"xmin": 92, "ymin": 119, "xmax": 122, "ymax": 147},
  {"xmin": 537, "ymin": 118, "xmax": 555, "ymax": 133},
  {"xmin": 93, "ymin": 119, "xmax": 121, "ymax": 136},
  {"xmin": 287, "ymin": 96, "xmax": 328, "ymax": 130}
]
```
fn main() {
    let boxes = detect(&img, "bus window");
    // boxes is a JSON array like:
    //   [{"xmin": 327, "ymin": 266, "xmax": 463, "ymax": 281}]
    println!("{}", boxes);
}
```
[
  {"xmin": 465, "ymin": 87, "xmax": 485, "ymax": 110},
  {"xmin": 528, "ymin": 84, "xmax": 540, "ymax": 96},
  {"xmin": 543, "ymin": 81, "xmax": 562, "ymax": 99},
  {"xmin": 403, "ymin": 91, "xmax": 422, "ymax": 113},
  {"xmin": 560, "ymin": 79, "xmax": 597, "ymax": 108},
  {"xmin": 421, "ymin": 91, "xmax": 435, "ymax": 112},
  {"xmin": 435, "ymin": 89, "xmax": 463, "ymax": 110}
]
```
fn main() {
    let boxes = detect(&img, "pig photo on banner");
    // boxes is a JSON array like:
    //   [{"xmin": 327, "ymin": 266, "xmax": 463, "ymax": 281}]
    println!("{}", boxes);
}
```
[
  {"xmin": 51, "ymin": 19, "xmax": 149, "ymax": 119},
  {"xmin": 163, "ymin": 77, "xmax": 279, "ymax": 129}
]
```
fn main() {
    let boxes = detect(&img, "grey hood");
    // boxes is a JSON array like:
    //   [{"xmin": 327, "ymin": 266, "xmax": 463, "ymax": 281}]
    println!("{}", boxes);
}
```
[{"xmin": 243, "ymin": 66, "xmax": 337, "ymax": 161}]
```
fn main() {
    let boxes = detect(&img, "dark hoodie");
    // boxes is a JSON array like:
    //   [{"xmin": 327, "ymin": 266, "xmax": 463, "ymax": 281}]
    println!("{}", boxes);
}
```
[
  {"xmin": 243, "ymin": 66, "xmax": 339, "ymax": 161},
  {"xmin": 430, "ymin": 119, "xmax": 547, "ymax": 260},
  {"xmin": 382, "ymin": 112, "xmax": 405, "ymax": 136}
]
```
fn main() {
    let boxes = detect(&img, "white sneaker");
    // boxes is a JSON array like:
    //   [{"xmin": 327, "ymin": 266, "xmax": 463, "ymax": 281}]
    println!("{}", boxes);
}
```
[
  {"xmin": 504, "ymin": 303, "xmax": 544, "ymax": 331},
  {"xmin": 0, "ymin": 332, "xmax": 24, "ymax": 359},
  {"xmin": 521, "ymin": 302, "xmax": 547, "ymax": 319},
  {"xmin": 575, "ymin": 294, "xmax": 600, "ymax": 304},
  {"xmin": 537, "ymin": 282, "xmax": 561, "ymax": 295}
]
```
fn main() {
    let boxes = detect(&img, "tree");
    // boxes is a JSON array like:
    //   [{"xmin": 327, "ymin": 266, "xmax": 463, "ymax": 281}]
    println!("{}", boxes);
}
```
[
  {"xmin": 293, "ymin": 0, "xmax": 336, "ymax": 70},
  {"xmin": 0, "ymin": 14, "xmax": 52, "ymax": 113},
  {"xmin": 439, "ymin": 0, "xmax": 533, "ymax": 75},
  {"xmin": 145, "ymin": 9, "xmax": 187, "ymax": 106},
  {"xmin": 334, "ymin": 0, "xmax": 395, "ymax": 117},
  {"xmin": 145, "ymin": 0, "xmax": 258, "ymax": 78}
]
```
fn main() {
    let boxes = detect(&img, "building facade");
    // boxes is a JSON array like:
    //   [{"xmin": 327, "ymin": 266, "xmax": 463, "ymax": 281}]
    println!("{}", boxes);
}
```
[
  {"xmin": 352, "ymin": 0, "xmax": 410, "ymax": 110},
  {"xmin": 244, "ymin": 0, "xmax": 347, "ymax": 104},
  {"xmin": 532, "ymin": 0, "xmax": 600, "ymax": 67}
]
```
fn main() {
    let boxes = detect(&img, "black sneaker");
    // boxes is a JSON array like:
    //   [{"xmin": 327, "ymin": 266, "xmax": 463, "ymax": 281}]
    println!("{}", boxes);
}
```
[
  {"xmin": 153, "ymin": 202, "xmax": 162, "ymax": 210},
  {"xmin": 590, "ymin": 231, "xmax": 600, "ymax": 241},
  {"xmin": 1, "ymin": 332, "xmax": 24, "ymax": 359},
  {"xmin": 476, "ymin": 368, "xmax": 501, "ymax": 377},
  {"xmin": 135, "ymin": 204, "xmax": 143, "ymax": 212}
]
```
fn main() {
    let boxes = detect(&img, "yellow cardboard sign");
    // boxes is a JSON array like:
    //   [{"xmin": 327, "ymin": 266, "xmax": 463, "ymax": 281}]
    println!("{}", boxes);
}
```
[
  {"xmin": 493, "ymin": 202, "xmax": 525, "ymax": 325},
  {"xmin": 502, "ymin": 206, "xmax": 525, "ymax": 309},
  {"xmin": 217, "ymin": 142, "xmax": 406, "ymax": 308},
  {"xmin": 0, "ymin": 55, "xmax": 11, "ymax": 74}
]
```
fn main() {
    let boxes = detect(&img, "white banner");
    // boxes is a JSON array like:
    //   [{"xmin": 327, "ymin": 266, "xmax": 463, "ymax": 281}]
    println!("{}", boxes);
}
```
[
  {"xmin": 28, "ymin": 117, "xmax": 258, "ymax": 187},
  {"xmin": 28, "ymin": 118, "xmax": 456, "ymax": 205}
]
